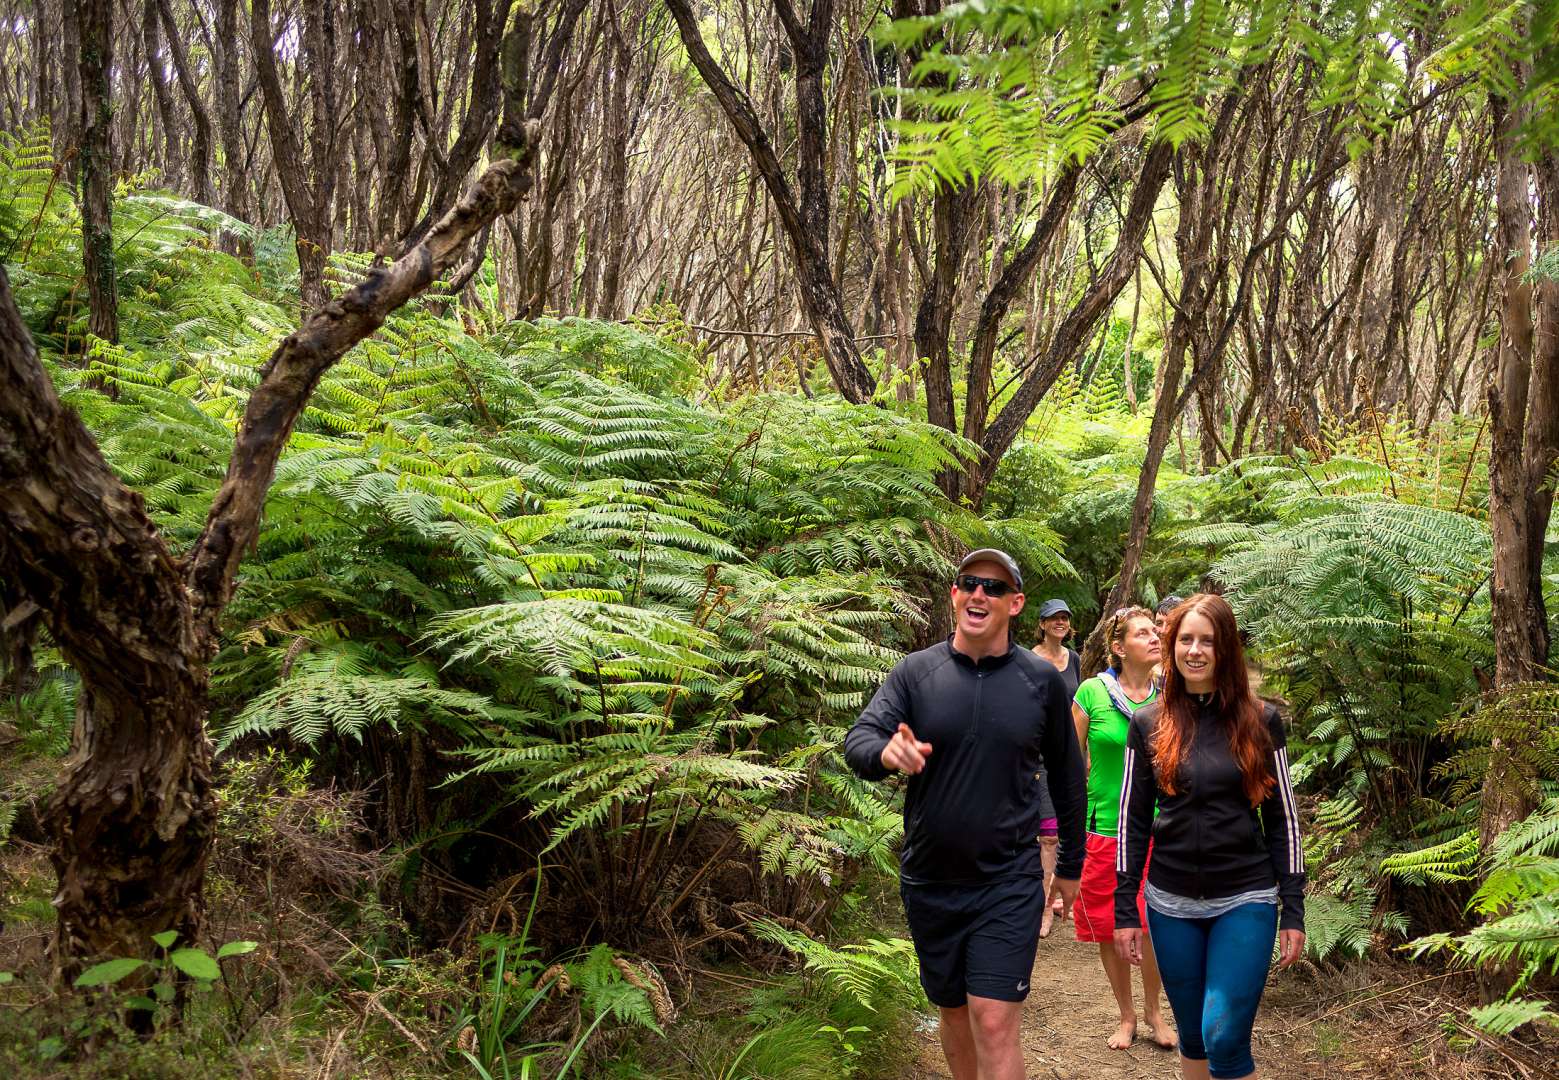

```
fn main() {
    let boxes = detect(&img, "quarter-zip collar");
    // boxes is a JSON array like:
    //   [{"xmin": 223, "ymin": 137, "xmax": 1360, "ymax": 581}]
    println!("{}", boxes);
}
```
[{"xmin": 946, "ymin": 634, "xmax": 1017, "ymax": 671}]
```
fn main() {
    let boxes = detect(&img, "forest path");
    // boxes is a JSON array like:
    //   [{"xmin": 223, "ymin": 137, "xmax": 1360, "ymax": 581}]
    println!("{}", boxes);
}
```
[{"xmin": 909, "ymin": 912, "xmax": 1319, "ymax": 1079}]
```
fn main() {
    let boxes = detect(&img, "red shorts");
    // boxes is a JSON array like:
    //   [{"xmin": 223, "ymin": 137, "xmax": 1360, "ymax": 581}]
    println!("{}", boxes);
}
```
[{"xmin": 1074, "ymin": 833, "xmax": 1148, "ymax": 943}]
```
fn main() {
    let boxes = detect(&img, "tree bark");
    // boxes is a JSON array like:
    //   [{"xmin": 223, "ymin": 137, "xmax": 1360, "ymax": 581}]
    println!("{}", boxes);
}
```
[
  {"xmin": 156, "ymin": 0, "xmax": 214, "ymax": 207},
  {"xmin": 1484, "ymin": 93, "xmax": 1540, "ymax": 697},
  {"xmin": 914, "ymin": 186, "xmax": 973, "ymax": 470},
  {"xmin": 250, "ymin": 0, "xmax": 340, "ymax": 313},
  {"xmin": 77, "ymin": 0, "xmax": 117, "ymax": 345},
  {"xmin": 596, "ymin": 11, "xmax": 633, "ymax": 320},
  {"xmin": 212, "ymin": 0, "xmax": 250, "ymax": 256},
  {"xmin": 397, "ymin": 0, "xmax": 516, "ymax": 252},
  {"xmin": 141, "ymin": 0, "xmax": 181, "ymax": 189},
  {"xmin": 1478, "ymin": 70, "xmax": 1557, "ymax": 1001},
  {"xmin": 0, "ymin": 267, "xmax": 209, "ymax": 971}
]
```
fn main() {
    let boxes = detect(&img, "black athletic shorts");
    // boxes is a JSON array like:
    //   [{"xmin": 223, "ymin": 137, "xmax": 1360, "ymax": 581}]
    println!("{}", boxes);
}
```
[{"xmin": 900, "ymin": 874, "xmax": 1047, "ymax": 1008}]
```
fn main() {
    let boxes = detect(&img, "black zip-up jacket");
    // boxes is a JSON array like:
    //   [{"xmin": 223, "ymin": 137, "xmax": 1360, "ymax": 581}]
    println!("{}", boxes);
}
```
[
  {"xmin": 843, "ymin": 639, "xmax": 1086, "ymax": 885},
  {"xmin": 1115, "ymin": 698, "xmax": 1306, "ymax": 931}
]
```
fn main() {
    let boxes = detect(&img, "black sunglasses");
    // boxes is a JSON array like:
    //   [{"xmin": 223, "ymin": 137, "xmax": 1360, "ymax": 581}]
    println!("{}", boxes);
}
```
[{"xmin": 956, "ymin": 574, "xmax": 1014, "ymax": 597}]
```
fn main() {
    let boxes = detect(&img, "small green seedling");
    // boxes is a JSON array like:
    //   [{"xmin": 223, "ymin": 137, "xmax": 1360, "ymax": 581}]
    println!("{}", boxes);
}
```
[{"xmin": 73, "ymin": 932, "xmax": 258, "ymax": 1012}]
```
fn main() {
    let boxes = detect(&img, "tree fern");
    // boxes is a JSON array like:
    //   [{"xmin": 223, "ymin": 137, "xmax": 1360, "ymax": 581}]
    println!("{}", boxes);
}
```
[
  {"xmin": 747, "ymin": 920, "xmax": 923, "ymax": 1013},
  {"xmin": 1178, "ymin": 453, "xmax": 1494, "ymax": 816},
  {"xmin": 878, "ymin": 0, "xmax": 1430, "ymax": 198}
]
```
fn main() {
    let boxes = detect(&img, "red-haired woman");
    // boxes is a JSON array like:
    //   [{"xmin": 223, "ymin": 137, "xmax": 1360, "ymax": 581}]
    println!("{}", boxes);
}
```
[{"xmin": 1113, "ymin": 594, "xmax": 1306, "ymax": 1080}]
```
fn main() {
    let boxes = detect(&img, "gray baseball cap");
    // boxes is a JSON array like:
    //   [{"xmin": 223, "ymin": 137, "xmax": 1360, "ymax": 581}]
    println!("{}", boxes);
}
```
[
  {"xmin": 956, "ymin": 548, "xmax": 1023, "ymax": 590},
  {"xmin": 1037, "ymin": 598, "xmax": 1071, "ymax": 618}
]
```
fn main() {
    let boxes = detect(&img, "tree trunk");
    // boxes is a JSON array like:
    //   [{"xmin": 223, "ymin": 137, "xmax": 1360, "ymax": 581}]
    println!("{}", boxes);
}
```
[
  {"xmin": 77, "ymin": 0, "xmax": 117, "ymax": 345},
  {"xmin": 52, "ymin": 667, "xmax": 215, "ymax": 971},
  {"xmin": 1483, "ymin": 90, "xmax": 1540, "ymax": 796},
  {"xmin": 213, "ymin": 0, "xmax": 250, "ymax": 257},
  {"xmin": 141, "ymin": 0, "xmax": 182, "ymax": 189},
  {"xmin": 975, "ymin": 139, "xmax": 1175, "ymax": 501},
  {"xmin": 156, "ymin": 0, "xmax": 214, "ymax": 207},
  {"xmin": 396, "ymin": 0, "xmax": 516, "ymax": 252},
  {"xmin": 596, "ymin": 26, "xmax": 632, "ymax": 320},
  {"xmin": 1479, "ymin": 72, "xmax": 1558, "ymax": 1001},
  {"xmin": 0, "ymin": 264, "xmax": 212, "ymax": 973},
  {"xmin": 250, "ymin": 0, "xmax": 334, "ymax": 312},
  {"xmin": 915, "ymin": 186, "xmax": 973, "ymax": 490}
]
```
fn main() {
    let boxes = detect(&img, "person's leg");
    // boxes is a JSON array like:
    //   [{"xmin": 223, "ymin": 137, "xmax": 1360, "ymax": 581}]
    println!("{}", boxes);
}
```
[
  {"xmin": 1076, "ymin": 834, "xmax": 1139, "ymax": 1047},
  {"xmin": 1138, "ymin": 933, "xmax": 1177, "ymax": 1048},
  {"xmin": 966, "ymin": 995, "xmax": 1027, "ymax": 1080},
  {"xmin": 901, "ymin": 883, "xmax": 975, "ymax": 1078},
  {"xmin": 1199, "ymin": 903, "xmax": 1278, "ymax": 1080},
  {"xmin": 937, "ymin": 1005, "xmax": 978, "ymax": 1080},
  {"xmin": 1179, "ymin": 1058, "xmax": 1213, "ymax": 1080},
  {"xmin": 1098, "ymin": 942, "xmax": 1139, "ymax": 1048},
  {"xmin": 963, "ymin": 874, "xmax": 1045, "ymax": 1076},
  {"xmin": 1146, "ymin": 906, "xmax": 1212, "ymax": 1075},
  {"xmin": 1038, "ymin": 833, "xmax": 1059, "ymax": 936}
]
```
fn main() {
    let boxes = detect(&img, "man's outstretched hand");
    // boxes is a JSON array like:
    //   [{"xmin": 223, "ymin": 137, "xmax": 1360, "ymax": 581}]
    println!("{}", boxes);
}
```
[
  {"xmin": 1048, "ymin": 876, "xmax": 1079, "ymax": 923},
  {"xmin": 881, "ymin": 723, "xmax": 933, "ymax": 774}
]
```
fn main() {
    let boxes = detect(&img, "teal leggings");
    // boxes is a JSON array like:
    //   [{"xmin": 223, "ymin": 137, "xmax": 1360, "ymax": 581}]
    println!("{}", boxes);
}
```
[{"xmin": 1146, "ymin": 901, "xmax": 1278, "ymax": 1079}]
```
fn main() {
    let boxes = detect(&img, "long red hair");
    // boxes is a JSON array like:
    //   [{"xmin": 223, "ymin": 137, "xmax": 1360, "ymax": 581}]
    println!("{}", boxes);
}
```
[{"xmin": 1152, "ymin": 593, "xmax": 1274, "ymax": 806}]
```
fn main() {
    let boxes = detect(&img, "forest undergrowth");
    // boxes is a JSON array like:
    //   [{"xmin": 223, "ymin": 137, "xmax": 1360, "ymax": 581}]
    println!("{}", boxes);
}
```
[{"xmin": 0, "ymin": 125, "xmax": 1555, "ymax": 1078}]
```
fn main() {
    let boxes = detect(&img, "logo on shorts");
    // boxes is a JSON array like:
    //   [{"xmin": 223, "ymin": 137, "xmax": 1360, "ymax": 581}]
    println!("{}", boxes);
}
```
[{"xmin": 1015, "ymin": 980, "xmax": 1028, "ymax": 992}]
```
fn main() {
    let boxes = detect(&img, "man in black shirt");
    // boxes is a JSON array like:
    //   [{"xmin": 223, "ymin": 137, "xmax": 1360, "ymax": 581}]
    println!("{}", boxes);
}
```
[{"xmin": 845, "ymin": 549, "xmax": 1087, "ymax": 1080}]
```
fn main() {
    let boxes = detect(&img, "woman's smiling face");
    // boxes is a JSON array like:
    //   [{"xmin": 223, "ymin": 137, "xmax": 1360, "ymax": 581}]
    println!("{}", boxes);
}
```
[{"xmin": 1175, "ymin": 610, "xmax": 1217, "ymax": 690}]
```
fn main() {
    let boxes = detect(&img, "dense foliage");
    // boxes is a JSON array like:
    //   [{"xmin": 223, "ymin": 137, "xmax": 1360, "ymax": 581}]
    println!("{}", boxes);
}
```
[{"xmin": 2, "ymin": 1, "xmax": 1558, "ymax": 1074}]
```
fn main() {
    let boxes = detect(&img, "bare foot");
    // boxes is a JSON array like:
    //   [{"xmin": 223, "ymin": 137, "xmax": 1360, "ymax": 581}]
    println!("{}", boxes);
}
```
[
  {"xmin": 1144, "ymin": 1015, "xmax": 1176, "ymax": 1049},
  {"xmin": 1107, "ymin": 1019, "xmax": 1136, "ymax": 1050}
]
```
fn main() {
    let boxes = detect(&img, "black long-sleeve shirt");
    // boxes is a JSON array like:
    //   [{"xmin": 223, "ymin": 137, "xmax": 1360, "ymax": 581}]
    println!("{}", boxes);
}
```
[
  {"xmin": 1115, "ymin": 699, "xmax": 1306, "ymax": 931},
  {"xmin": 843, "ymin": 639, "xmax": 1087, "ymax": 885}
]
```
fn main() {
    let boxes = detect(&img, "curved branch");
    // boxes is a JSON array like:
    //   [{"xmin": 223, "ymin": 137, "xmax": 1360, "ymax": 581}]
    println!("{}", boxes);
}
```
[{"xmin": 186, "ymin": 131, "xmax": 543, "ymax": 638}]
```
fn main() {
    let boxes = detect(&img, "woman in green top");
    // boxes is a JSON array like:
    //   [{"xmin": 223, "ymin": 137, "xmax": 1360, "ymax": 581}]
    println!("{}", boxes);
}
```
[{"xmin": 1071, "ymin": 607, "xmax": 1175, "ymax": 1051}]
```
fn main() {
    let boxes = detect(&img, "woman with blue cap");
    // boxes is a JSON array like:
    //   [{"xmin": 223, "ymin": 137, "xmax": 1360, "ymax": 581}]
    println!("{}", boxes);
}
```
[{"xmin": 1032, "ymin": 598, "xmax": 1081, "ymax": 937}]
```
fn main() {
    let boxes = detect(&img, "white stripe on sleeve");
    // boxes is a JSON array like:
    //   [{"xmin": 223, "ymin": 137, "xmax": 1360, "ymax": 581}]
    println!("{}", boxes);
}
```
[
  {"xmin": 1274, "ymin": 747, "xmax": 1304, "ymax": 874},
  {"xmin": 1117, "ymin": 746, "xmax": 1135, "ymax": 873}
]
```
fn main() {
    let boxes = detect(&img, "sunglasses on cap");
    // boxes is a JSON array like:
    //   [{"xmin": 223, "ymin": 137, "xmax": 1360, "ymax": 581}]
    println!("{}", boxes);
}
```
[{"xmin": 955, "ymin": 574, "xmax": 1015, "ymax": 597}]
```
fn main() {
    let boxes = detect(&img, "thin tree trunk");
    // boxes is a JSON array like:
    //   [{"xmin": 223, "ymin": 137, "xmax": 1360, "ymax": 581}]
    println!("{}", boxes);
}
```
[
  {"xmin": 597, "ymin": 24, "xmax": 632, "ymax": 320},
  {"xmin": 60, "ymin": 0, "xmax": 81, "ymax": 158},
  {"xmin": 976, "ymin": 139, "xmax": 1175, "ymax": 501},
  {"xmin": 141, "ymin": 0, "xmax": 181, "ymax": 189},
  {"xmin": 1479, "ymin": 77, "xmax": 1555, "ymax": 1003},
  {"xmin": 213, "ymin": 0, "xmax": 250, "ymax": 256},
  {"xmin": 77, "ymin": 0, "xmax": 117, "ymax": 345},
  {"xmin": 157, "ymin": 0, "xmax": 214, "ymax": 206}
]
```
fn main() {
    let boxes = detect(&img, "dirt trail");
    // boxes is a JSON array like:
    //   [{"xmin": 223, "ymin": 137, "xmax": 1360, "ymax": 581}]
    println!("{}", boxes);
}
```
[{"xmin": 910, "ymin": 913, "xmax": 1305, "ymax": 1079}]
